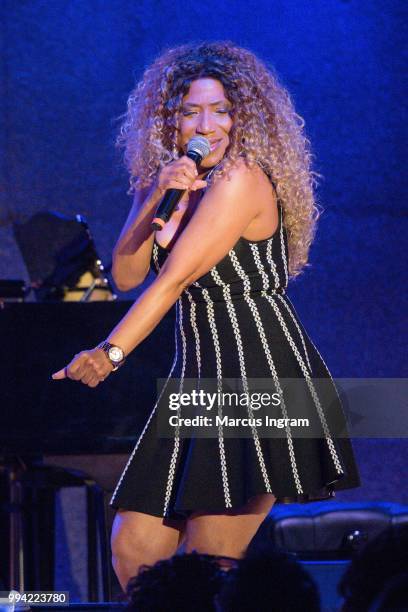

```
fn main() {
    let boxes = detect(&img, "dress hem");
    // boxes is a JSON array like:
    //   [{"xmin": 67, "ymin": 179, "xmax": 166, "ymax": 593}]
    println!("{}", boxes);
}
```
[{"xmin": 109, "ymin": 478, "xmax": 359, "ymax": 518}]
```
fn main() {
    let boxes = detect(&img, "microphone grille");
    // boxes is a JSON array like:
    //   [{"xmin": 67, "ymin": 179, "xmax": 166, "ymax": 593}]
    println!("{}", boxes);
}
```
[{"xmin": 187, "ymin": 136, "xmax": 211, "ymax": 159}]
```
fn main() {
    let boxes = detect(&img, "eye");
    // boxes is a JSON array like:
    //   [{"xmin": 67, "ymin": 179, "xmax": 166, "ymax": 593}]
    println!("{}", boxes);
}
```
[
  {"xmin": 216, "ymin": 109, "xmax": 229, "ymax": 114},
  {"xmin": 182, "ymin": 111, "xmax": 198, "ymax": 116}
]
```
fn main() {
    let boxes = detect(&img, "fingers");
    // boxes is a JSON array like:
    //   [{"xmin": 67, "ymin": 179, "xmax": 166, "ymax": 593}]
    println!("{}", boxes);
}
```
[
  {"xmin": 52, "ymin": 368, "xmax": 67, "ymax": 380},
  {"xmin": 178, "ymin": 156, "xmax": 199, "ymax": 176},
  {"xmin": 178, "ymin": 164, "xmax": 197, "ymax": 183},
  {"xmin": 165, "ymin": 179, "xmax": 195, "ymax": 191},
  {"xmin": 163, "ymin": 173, "xmax": 197, "ymax": 191},
  {"xmin": 79, "ymin": 371, "xmax": 106, "ymax": 388},
  {"xmin": 87, "ymin": 379, "xmax": 100, "ymax": 388},
  {"xmin": 162, "ymin": 177, "xmax": 207, "ymax": 194},
  {"xmin": 191, "ymin": 179, "xmax": 208, "ymax": 191},
  {"xmin": 80, "ymin": 372, "xmax": 97, "ymax": 386},
  {"xmin": 51, "ymin": 350, "xmax": 112, "ymax": 387},
  {"xmin": 158, "ymin": 158, "xmax": 202, "ymax": 193}
]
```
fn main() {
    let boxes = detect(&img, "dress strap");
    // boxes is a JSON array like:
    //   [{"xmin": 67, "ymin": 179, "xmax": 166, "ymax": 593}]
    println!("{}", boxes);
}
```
[{"xmin": 203, "ymin": 162, "xmax": 222, "ymax": 182}]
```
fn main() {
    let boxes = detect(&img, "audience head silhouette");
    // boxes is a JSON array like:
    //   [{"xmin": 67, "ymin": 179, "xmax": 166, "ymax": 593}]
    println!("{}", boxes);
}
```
[
  {"xmin": 338, "ymin": 524, "xmax": 408, "ymax": 611},
  {"xmin": 126, "ymin": 551, "xmax": 224, "ymax": 611},
  {"xmin": 216, "ymin": 543, "xmax": 320, "ymax": 612}
]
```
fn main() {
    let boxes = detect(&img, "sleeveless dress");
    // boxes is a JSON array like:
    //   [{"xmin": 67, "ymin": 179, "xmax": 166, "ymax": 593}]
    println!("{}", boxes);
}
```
[{"xmin": 109, "ymin": 192, "xmax": 361, "ymax": 518}]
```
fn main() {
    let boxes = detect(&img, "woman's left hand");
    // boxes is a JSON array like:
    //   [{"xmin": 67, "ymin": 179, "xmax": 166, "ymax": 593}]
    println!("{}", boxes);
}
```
[{"xmin": 51, "ymin": 348, "xmax": 114, "ymax": 387}]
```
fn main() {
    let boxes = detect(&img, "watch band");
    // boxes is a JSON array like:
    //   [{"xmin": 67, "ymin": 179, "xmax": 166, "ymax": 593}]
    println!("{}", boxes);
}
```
[{"xmin": 97, "ymin": 341, "xmax": 126, "ymax": 371}]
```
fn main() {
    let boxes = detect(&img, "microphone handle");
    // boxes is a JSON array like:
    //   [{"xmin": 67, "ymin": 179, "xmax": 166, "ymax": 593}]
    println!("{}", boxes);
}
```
[
  {"xmin": 151, "ymin": 188, "xmax": 185, "ymax": 231},
  {"xmin": 151, "ymin": 150, "xmax": 202, "ymax": 231}
]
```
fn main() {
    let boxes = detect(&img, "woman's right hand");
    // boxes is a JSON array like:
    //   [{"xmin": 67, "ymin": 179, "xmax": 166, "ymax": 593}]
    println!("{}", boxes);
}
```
[
  {"xmin": 154, "ymin": 156, "xmax": 208, "ymax": 197},
  {"xmin": 51, "ymin": 348, "xmax": 114, "ymax": 387}
]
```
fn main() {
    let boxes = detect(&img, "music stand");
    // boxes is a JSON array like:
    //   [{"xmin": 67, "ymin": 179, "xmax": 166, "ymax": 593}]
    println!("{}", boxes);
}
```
[{"xmin": 13, "ymin": 211, "xmax": 116, "ymax": 302}]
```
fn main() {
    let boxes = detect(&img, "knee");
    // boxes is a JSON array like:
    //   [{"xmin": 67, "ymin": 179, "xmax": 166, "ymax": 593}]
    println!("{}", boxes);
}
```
[
  {"xmin": 111, "ymin": 518, "xmax": 149, "ymax": 564},
  {"xmin": 110, "ymin": 512, "xmax": 179, "ymax": 566}
]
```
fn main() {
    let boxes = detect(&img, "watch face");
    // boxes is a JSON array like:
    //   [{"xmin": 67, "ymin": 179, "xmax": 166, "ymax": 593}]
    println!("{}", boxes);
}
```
[{"xmin": 108, "ymin": 346, "xmax": 124, "ymax": 363}]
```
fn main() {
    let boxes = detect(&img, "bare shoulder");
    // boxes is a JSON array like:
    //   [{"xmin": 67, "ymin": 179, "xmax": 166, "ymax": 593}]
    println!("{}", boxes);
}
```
[
  {"xmin": 216, "ymin": 158, "xmax": 274, "ymax": 195},
  {"xmin": 206, "ymin": 158, "xmax": 276, "ymax": 218},
  {"xmin": 215, "ymin": 157, "xmax": 270, "ymax": 186},
  {"xmin": 158, "ymin": 160, "xmax": 276, "ymax": 286}
]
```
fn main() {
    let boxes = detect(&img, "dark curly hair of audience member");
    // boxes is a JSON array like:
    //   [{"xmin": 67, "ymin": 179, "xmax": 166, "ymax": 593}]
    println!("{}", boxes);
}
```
[
  {"xmin": 216, "ymin": 543, "xmax": 320, "ymax": 612},
  {"xmin": 338, "ymin": 524, "xmax": 408, "ymax": 611},
  {"xmin": 125, "ymin": 551, "xmax": 225, "ymax": 612}
]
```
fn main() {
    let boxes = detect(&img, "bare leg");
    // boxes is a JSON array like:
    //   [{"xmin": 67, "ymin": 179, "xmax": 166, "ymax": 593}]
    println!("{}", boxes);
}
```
[
  {"xmin": 111, "ymin": 509, "xmax": 185, "ymax": 592},
  {"xmin": 183, "ymin": 493, "xmax": 276, "ymax": 559}
]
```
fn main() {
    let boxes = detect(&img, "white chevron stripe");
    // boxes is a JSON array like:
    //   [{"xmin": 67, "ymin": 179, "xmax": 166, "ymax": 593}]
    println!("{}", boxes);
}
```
[
  {"xmin": 185, "ymin": 290, "xmax": 201, "ymax": 380},
  {"xmin": 196, "ymin": 280, "xmax": 232, "ymax": 508},
  {"xmin": 110, "ymin": 318, "xmax": 179, "ymax": 506},
  {"xmin": 279, "ymin": 206, "xmax": 289, "ymax": 286},
  {"xmin": 262, "ymin": 292, "xmax": 344, "ymax": 476},
  {"xmin": 249, "ymin": 243, "xmax": 270, "ymax": 291},
  {"xmin": 266, "ymin": 239, "xmax": 280, "ymax": 288},
  {"xmin": 152, "ymin": 242, "xmax": 160, "ymax": 272},
  {"xmin": 276, "ymin": 294, "xmax": 313, "ymax": 374},
  {"xmin": 229, "ymin": 249, "xmax": 304, "ymax": 495},
  {"xmin": 286, "ymin": 294, "xmax": 347, "ymax": 470},
  {"xmin": 162, "ymin": 298, "xmax": 187, "ymax": 515},
  {"xmin": 251, "ymin": 241, "xmax": 311, "ymax": 373},
  {"xmin": 210, "ymin": 267, "xmax": 273, "ymax": 493}
]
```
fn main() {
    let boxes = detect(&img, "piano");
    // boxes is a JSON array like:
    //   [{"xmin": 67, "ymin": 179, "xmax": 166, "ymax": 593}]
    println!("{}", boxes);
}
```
[
  {"xmin": 0, "ymin": 301, "xmax": 175, "ymax": 598},
  {"xmin": 1, "ymin": 301, "xmax": 175, "ymax": 455}
]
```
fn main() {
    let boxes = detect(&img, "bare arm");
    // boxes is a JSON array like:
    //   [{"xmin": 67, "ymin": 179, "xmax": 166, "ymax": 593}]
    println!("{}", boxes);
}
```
[
  {"xmin": 52, "ymin": 161, "xmax": 270, "ymax": 384},
  {"xmin": 111, "ymin": 156, "xmax": 207, "ymax": 291},
  {"xmin": 111, "ymin": 185, "xmax": 162, "ymax": 291},
  {"xmin": 106, "ymin": 161, "xmax": 266, "ymax": 353}
]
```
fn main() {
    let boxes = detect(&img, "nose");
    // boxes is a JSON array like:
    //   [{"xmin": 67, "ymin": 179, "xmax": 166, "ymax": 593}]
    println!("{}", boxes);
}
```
[{"xmin": 196, "ymin": 110, "xmax": 215, "ymax": 135}]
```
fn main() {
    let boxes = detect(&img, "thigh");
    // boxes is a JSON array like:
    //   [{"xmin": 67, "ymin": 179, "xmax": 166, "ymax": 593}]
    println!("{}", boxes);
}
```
[
  {"xmin": 183, "ymin": 493, "xmax": 276, "ymax": 558},
  {"xmin": 111, "ymin": 508, "xmax": 186, "ymax": 558}
]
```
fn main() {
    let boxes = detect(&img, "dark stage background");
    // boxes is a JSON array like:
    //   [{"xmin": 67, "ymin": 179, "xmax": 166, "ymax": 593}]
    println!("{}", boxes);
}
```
[{"xmin": 0, "ymin": 1, "xmax": 406, "ymax": 504}]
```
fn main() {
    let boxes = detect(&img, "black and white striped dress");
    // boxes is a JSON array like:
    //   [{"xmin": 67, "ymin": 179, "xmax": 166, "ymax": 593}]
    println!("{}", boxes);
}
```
[{"xmin": 109, "ymin": 201, "xmax": 361, "ymax": 518}]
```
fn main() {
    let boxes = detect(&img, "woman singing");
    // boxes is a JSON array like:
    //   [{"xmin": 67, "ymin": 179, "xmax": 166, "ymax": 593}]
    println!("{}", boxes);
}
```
[{"xmin": 52, "ymin": 41, "xmax": 360, "ymax": 591}]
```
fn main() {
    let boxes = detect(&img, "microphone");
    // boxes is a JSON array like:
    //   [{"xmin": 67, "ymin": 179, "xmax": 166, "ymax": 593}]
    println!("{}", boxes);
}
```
[{"xmin": 151, "ymin": 136, "xmax": 211, "ymax": 231}]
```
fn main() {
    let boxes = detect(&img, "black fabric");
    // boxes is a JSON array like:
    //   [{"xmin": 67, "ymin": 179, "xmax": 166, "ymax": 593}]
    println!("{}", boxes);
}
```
[{"xmin": 110, "ymin": 203, "xmax": 361, "ymax": 518}]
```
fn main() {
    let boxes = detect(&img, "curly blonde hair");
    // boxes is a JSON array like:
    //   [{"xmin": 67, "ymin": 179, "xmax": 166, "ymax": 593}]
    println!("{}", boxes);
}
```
[{"xmin": 116, "ymin": 41, "xmax": 322, "ymax": 278}]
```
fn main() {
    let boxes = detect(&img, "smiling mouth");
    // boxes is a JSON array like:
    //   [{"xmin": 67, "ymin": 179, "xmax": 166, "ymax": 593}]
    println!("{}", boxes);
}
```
[{"xmin": 209, "ymin": 140, "xmax": 222, "ymax": 150}]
